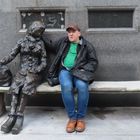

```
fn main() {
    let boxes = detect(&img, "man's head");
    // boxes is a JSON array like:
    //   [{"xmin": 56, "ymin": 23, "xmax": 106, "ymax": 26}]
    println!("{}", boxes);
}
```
[{"xmin": 66, "ymin": 24, "xmax": 81, "ymax": 43}]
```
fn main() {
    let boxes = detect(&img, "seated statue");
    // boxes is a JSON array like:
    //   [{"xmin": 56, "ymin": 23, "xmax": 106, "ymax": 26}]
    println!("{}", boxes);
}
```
[{"xmin": 0, "ymin": 21, "xmax": 47, "ymax": 134}]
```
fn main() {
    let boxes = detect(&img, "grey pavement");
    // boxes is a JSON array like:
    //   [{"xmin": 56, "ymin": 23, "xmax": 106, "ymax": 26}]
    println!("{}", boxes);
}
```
[{"xmin": 0, "ymin": 107, "xmax": 140, "ymax": 140}]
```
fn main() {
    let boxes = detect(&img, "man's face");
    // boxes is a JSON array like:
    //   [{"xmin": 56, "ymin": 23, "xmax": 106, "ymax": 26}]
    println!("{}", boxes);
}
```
[{"xmin": 67, "ymin": 29, "xmax": 81, "ymax": 43}]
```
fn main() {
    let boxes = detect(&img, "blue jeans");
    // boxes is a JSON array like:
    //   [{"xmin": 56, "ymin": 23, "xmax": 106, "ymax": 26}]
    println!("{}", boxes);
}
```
[{"xmin": 59, "ymin": 69, "xmax": 89, "ymax": 120}]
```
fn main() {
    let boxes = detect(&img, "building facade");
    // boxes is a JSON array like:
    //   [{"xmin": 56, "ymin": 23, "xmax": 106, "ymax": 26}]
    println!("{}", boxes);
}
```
[
  {"xmin": 0, "ymin": 0, "xmax": 140, "ymax": 106},
  {"xmin": 0, "ymin": 0, "xmax": 140, "ymax": 81}
]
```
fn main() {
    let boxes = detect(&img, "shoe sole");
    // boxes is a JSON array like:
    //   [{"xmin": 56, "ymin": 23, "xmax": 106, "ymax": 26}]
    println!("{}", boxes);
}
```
[
  {"xmin": 75, "ymin": 128, "xmax": 85, "ymax": 132},
  {"xmin": 66, "ymin": 129, "xmax": 75, "ymax": 133},
  {"xmin": 11, "ymin": 128, "xmax": 21, "ymax": 135},
  {"xmin": 1, "ymin": 118, "xmax": 17, "ymax": 133},
  {"xmin": 1, "ymin": 126, "xmax": 12, "ymax": 133}
]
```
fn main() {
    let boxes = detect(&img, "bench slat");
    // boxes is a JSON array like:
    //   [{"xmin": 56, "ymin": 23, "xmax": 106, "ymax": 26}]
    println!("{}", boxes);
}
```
[
  {"xmin": 89, "ymin": 81, "xmax": 140, "ymax": 92},
  {"xmin": 0, "ymin": 81, "xmax": 140, "ymax": 93}
]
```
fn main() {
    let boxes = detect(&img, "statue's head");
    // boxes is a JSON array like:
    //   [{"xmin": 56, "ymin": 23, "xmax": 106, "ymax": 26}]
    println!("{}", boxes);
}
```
[{"xmin": 27, "ymin": 21, "xmax": 45, "ymax": 37}]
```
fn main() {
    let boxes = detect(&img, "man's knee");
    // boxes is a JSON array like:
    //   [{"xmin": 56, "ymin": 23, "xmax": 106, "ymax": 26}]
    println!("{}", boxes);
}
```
[
  {"xmin": 76, "ymin": 81, "xmax": 88, "ymax": 90},
  {"xmin": 61, "ymin": 82, "xmax": 73, "ymax": 92}
]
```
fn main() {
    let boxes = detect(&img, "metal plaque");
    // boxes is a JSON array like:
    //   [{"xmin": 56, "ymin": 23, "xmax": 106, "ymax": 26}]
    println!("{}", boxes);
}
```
[{"xmin": 20, "ymin": 10, "xmax": 65, "ymax": 29}]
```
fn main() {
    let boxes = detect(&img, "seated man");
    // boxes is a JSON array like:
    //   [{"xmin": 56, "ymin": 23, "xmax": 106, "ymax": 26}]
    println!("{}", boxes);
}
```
[
  {"xmin": 0, "ymin": 21, "xmax": 47, "ymax": 134},
  {"xmin": 44, "ymin": 24, "xmax": 98, "ymax": 133}
]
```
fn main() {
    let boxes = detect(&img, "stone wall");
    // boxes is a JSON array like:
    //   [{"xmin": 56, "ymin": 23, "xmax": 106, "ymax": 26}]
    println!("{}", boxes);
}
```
[{"xmin": 0, "ymin": 0, "xmax": 140, "ymax": 81}]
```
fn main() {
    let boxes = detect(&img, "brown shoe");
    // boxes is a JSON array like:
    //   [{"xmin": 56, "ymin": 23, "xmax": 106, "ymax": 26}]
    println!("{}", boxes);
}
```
[
  {"xmin": 75, "ymin": 120, "xmax": 85, "ymax": 132},
  {"xmin": 66, "ymin": 119, "xmax": 77, "ymax": 133}
]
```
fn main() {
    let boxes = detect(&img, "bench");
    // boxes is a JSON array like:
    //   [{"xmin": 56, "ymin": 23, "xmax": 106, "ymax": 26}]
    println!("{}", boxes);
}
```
[{"xmin": 0, "ymin": 81, "xmax": 140, "ymax": 116}]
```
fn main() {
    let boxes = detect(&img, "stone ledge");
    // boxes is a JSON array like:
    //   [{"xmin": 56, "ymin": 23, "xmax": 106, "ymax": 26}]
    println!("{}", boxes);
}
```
[{"xmin": 0, "ymin": 81, "xmax": 140, "ymax": 93}]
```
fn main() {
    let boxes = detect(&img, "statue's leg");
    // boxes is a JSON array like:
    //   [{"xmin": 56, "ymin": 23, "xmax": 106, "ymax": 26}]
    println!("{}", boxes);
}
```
[
  {"xmin": 12, "ymin": 94, "xmax": 28, "ymax": 135},
  {"xmin": 0, "ymin": 93, "xmax": 6, "ymax": 117},
  {"xmin": 1, "ymin": 94, "xmax": 18, "ymax": 133},
  {"xmin": 11, "ymin": 74, "xmax": 37, "ymax": 134}
]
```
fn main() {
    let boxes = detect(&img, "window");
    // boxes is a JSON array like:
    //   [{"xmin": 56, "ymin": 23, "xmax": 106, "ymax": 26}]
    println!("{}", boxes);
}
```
[{"xmin": 88, "ymin": 9, "xmax": 134, "ymax": 28}]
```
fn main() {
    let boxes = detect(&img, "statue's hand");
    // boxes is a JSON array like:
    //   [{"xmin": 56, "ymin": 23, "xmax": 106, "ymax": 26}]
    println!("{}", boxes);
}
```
[
  {"xmin": 35, "ymin": 67, "xmax": 42, "ymax": 73},
  {"xmin": 29, "ymin": 67, "xmax": 41, "ymax": 73},
  {"xmin": 28, "ymin": 68, "xmax": 37, "ymax": 73}
]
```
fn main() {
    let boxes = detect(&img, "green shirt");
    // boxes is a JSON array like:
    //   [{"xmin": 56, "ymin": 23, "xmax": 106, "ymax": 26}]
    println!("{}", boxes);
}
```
[{"xmin": 63, "ymin": 42, "xmax": 78, "ymax": 69}]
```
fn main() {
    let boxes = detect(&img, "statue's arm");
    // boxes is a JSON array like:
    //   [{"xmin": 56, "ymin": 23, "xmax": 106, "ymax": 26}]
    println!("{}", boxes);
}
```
[
  {"xmin": 0, "ymin": 43, "xmax": 20, "ymax": 65},
  {"xmin": 29, "ymin": 41, "xmax": 47, "ymax": 73},
  {"xmin": 37, "ymin": 41, "xmax": 47, "ymax": 72}
]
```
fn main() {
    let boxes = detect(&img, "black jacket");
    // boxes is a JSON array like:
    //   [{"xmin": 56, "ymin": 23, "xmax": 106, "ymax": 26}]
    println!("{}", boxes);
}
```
[{"xmin": 44, "ymin": 36, "xmax": 98, "ymax": 86}]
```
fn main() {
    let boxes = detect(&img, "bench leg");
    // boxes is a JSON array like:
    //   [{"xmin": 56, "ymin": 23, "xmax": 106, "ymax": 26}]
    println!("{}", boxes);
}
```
[{"xmin": 0, "ymin": 93, "xmax": 6, "ymax": 117}]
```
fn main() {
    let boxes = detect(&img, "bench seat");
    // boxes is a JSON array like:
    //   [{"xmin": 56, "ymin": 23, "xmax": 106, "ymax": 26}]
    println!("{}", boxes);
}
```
[{"xmin": 0, "ymin": 81, "xmax": 140, "ymax": 93}]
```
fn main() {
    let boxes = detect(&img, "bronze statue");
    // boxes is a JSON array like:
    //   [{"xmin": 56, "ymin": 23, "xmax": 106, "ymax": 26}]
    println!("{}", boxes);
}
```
[{"xmin": 0, "ymin": 21, "xmax": 47, "ymax": 134}]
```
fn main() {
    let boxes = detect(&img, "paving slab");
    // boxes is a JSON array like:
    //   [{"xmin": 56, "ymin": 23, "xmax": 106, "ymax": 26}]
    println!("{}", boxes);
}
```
[{"xmin": 0, "ymin": 107, "xmax": 140, "ymax": 140}]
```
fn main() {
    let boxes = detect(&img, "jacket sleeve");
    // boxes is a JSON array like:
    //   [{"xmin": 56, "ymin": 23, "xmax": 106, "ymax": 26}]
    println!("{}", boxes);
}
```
[
  {"xmin": 81, "ymin": 42, "xmax": 98, "ymax": 73},
  {"xmin": 42, "ymin": 35, "xmax": 66, "ymax": 53},
  {"xmin": 0, "ymin": 43, "xmax": 20, "ymax": 65}
]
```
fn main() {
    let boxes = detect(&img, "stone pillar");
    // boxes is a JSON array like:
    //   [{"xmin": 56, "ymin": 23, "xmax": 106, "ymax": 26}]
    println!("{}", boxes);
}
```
[{"xmin": 0, "ymin": 93, "xmax": 6, "ymax": 116}]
